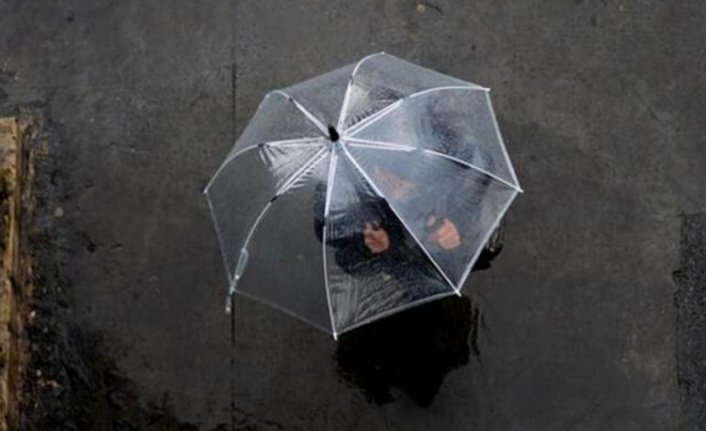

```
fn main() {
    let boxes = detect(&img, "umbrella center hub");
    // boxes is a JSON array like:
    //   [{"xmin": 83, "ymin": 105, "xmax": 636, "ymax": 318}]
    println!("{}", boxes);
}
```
[{"xmin": 327, "ymin": 125, "xmax": 340, "ymax": 142}]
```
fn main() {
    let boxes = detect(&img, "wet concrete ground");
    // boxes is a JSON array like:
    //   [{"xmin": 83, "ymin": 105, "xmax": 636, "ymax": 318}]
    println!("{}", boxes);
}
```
[{"xmin": 1, "ymin": 1, "xmax": 706, "ymax": 430}]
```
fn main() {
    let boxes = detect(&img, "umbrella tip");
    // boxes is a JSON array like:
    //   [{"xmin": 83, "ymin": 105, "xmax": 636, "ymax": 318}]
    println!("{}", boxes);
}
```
[{"xmin": 327, "ymin": 125, "xmax": 340, "ymax": 142}]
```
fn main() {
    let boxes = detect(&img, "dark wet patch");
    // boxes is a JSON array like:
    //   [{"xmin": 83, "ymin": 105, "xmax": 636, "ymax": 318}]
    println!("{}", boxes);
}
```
[
  {"xmin": 336, "ymin": 295, "xmax": 475, "ymax": 407},
  {"xmin": 79, "ymin": 232, "xmax": 97, "ymax": 253},
  {"xmin": 0, "ymin": 67, "xmax": 14, "ymax": 107},
  {"xmin": 24, "ymin": 320, "xmax": 216, "ymax": 431},
  {"xmin": 0, "ymin": 69, "xmax": 15, "ymax": 86},
  {"xmin": 18, "ymin": 109, "xmax": 226, "ymax": 431},
  {"xmin": 674, "ymin": 213, "xmax": 706, "ymax": 430}
]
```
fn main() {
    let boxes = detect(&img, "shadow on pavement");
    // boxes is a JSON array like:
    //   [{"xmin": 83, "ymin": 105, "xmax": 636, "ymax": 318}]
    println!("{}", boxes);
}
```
[{"xmin": 334, "ymin": 247, "xmax": 499, "ymax": 407}]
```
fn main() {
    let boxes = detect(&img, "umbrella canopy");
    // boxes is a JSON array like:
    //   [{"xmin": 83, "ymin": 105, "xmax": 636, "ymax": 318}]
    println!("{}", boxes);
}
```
[{"xmin": 205, "ymin": 53, "xmax": 522, "ymax": 339}]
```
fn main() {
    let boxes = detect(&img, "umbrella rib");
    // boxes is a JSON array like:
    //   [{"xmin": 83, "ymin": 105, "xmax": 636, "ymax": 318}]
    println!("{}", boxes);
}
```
[
  {"xmin": 226, "ymin": 146, "xmax": 329, "ymax": 295},
  {"xmin": 341, "ymin": 100, "xmax": 403, "ymax": 138},
  {"xmin": 343, "ymin": 86, "xmax": 487, "ymax": 138},
  {"xmin": 321, "ymin": 151, "xmax": 340, "ymax": 339},
  {"xmin": 455, "ymin": 189, "xmax": 520, "ymax": 292},
  {"xmin": 272, "ymin": 90, "xmax": 329, "ymax": 135},
  {"xmin": 203, "ymin": 138, "xmax": 326, "ymax": 193},
  {"xmin": 336, "ymin": 52, "xmax": 387, "ymax": 131},
  {"xmin": 345, "ymin": 137, "xmax": 522, "ymax": 192},
  {"xmin": 273, "ymin": 146, "xmax": 328, "ymax": 197},
  {"xmin": 484, "ymin": 91, "xmax": 521, "ymax": 188},
  {"xmin": 339, "ymin": 143, "xmax": 458, "ymax": 293}
]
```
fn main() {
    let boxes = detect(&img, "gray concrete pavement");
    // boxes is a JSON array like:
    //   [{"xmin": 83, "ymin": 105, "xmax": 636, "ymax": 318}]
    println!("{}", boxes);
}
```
[{"xmin": 1, "ymin": 0, "xmax": 706, "ymax": 430}]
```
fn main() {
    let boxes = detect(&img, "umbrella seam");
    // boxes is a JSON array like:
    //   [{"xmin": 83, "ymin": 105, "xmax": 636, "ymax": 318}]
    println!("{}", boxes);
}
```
[
  {"xmin": 272, "ymin": 146, "xmax": 328, "ymax": 197},
  {"xmin": 342, "ymin": 100, "xmax": 403, "ymax": 138},
  {"xmin": 345, "ymin": 137, "xmax": 522, "ymax": 192},
  {"xmin": 322, "ymin": 150, "xmax": 339, "ymax": 339},
  {"xmin": 343, "ymin": 86, "xmax": 487, "ymax": 137},
  {"xmin": 272, "ymin": 90, "xmax": 329, "ymax": 135},
  {"xmin": 204, "ymin": 138, "xmax": 326, "ymax": 192}
]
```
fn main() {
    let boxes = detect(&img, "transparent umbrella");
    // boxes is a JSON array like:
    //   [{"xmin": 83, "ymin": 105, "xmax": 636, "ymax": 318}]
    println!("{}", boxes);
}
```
[{"xmin": 204, "ymin": 53, "xmax": 522, "ymax": 339}]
